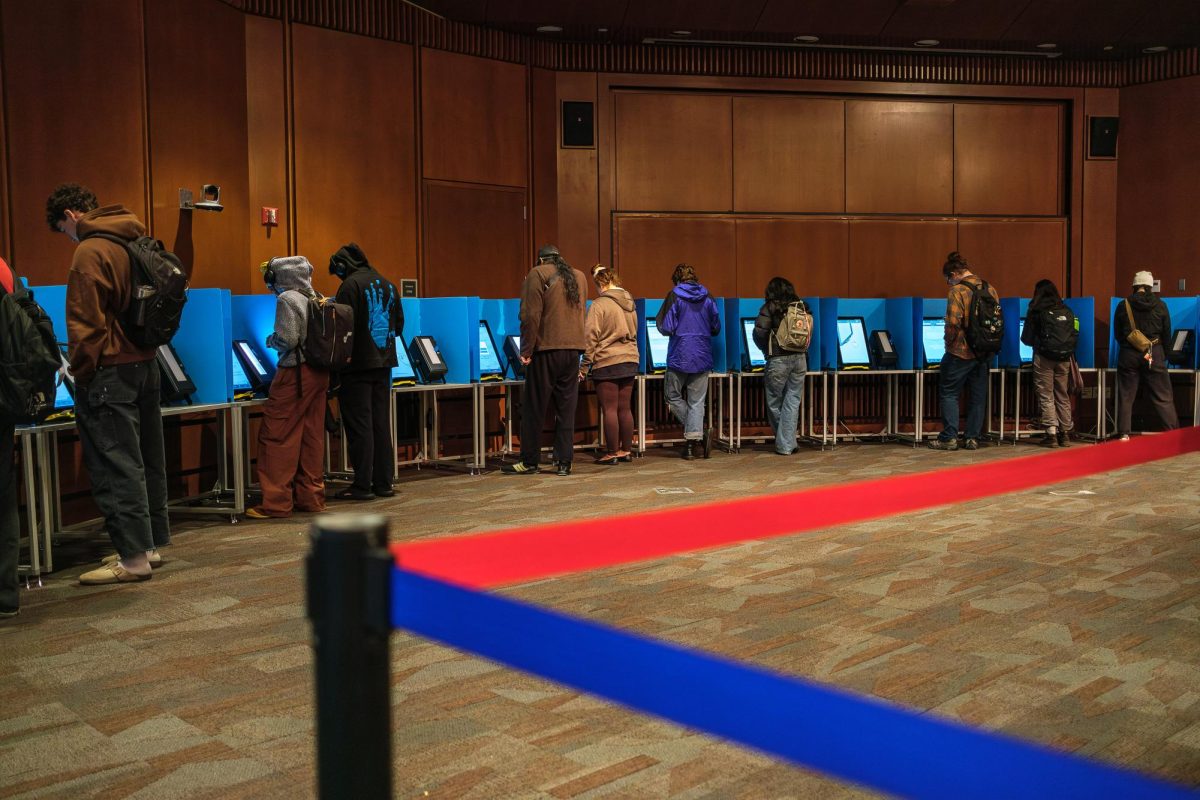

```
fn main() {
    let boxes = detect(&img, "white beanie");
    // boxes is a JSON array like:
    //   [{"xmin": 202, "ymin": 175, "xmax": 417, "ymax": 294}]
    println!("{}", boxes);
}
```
[{"xmin": 1132, "ymin": 270, "xmax": 1154, "ymax": 287}]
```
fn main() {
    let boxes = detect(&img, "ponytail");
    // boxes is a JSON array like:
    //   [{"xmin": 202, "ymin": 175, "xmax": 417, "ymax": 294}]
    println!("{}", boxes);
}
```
[{"xmin": 554, "ymin": 256, "xmax": 581, "ymax": 307}]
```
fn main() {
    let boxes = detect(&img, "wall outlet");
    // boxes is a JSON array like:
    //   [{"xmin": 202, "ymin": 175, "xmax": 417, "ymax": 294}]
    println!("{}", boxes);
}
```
[
  {"xmin": 1180, "ymin": 278, "xmax": 1188, "ymax": 291},
  {"xmin": 1152, "ymin": 279, "xmax": 1161, "ymax": 292}
]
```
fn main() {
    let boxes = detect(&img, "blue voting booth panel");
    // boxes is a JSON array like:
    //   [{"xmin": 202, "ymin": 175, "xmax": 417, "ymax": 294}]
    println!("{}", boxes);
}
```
[
  {"xmin": 481, "ymin": 298, "xmax": 521, "ymax": 378},
  {"xmin": 643, "ymin": 297, "xmax": 726, "ymax": 373},
  {"xmin": 1108, "ymin": 296, "xmax": 1199, "ymax": 368},
  {"xmin": 819, "ymin": 298, "xmax": 912, "ymax": 370},
  {"xmin": 172, "ymin": 289, "xmax": 230, "ymax": 405},
  {"xmin": 1064, "ymin": 297, "xmax": 1096, "ymax": 368},
  {"xmin": 29, "ymin": 285, "xmax": 67, "ymax": 342},
  {"xmin": 999, "ymin": 298, "xmax": 1030, "ymax": 368},
  {"xmin": 722, "ymin": 297, "xmax": 822, "ymax": 373},
  {"xmin": 409, "ymin": 297, "xmax": 473, "ymax": 384}
]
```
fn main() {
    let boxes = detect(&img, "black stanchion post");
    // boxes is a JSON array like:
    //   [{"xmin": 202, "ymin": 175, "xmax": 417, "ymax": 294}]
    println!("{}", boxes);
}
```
[{"xmin": 306, "ymin": 513, "xmax": 393, "ymax": 799}]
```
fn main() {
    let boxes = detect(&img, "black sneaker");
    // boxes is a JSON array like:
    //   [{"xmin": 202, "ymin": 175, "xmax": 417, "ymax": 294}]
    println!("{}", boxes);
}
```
[
  {"xmin": 927, "ymin": 438, "xmax": 958, "ymax": 451},
  {"xmin": 501, "ymin": 462, "xmax": 540, "ymax": 475},
  {"xmin": 555, "ymin": 461, "xmax": 572, "ymax": 476},
  {"xmin": 373, "ymin": 486, "xmax": 396, "ymax": 498},
  {"xmin": 1039, "ymin": 433, "xmax": 1059, "ymax": 448},
  {"xmin": 963, "ymin": 438, "xmax": 979, "ymax": 451},
  {"xmin": 0, "ymin": 607, "xmax": 18, "ymax": 619},
  {"xmin": 681, "ymin": 442, "xmax": 695, "ymax": 460},
  {"xmin": 1057, "ymin": 431, "xmax": 1071, "ymax": 448}
]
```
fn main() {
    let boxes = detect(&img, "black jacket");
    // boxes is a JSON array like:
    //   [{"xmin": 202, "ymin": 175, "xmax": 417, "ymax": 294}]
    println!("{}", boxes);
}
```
[
  {"xmin": 1113, "ymin": 290, "xmax": 1171, "ymax": 351},
  {"xmin": 751, "ymin": 300, "xmax": 805, "ymax": 358},
  {"xmin": 334, "ymin": 265, "xmax": 404, "ymax": 372}
]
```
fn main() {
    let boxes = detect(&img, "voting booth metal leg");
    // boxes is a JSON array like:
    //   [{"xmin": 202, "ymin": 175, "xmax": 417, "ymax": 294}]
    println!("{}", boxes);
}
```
[
  {"xmin": 18, "ymin": 431, "xmax": 42, "ymax": 576},
  {"xmin": 306, "ymin": 514, "xmax": 392, "ymax": 800}
]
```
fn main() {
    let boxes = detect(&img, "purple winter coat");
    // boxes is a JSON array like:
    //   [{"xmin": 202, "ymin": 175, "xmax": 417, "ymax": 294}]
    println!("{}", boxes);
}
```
[{"xmin": 658, "ymin": 281, "xmax": 721, "ymax": 373}]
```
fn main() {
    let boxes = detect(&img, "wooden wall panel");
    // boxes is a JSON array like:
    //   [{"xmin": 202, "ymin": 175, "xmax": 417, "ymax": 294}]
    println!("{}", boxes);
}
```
[
  {"xmin": 733, "ymin": 97, "xmax": 845, "ymax": 213},
  {"xmin": 613, "ymin": 216, "xmax": 736, "ymax": 299},
  {"xmin": 422, "ymin": 183, "xmax": 526, "ymax": 298},
  {"xmin": 735, "ymin": 219, "xmax": 849, "ymax": 299},
  {"xmin": 556, "ymin": 72, "xmax": 600, "ymax": 269},
  {"xmin": 956, "ymin": 220, "xmax": 1066, "ymax": 296},
  {"xmin": 1081, "ymin": 88, "xmax": 1118, "ymax": 337},
  {"xmin": 530, "ymin": 67, "xmax": 557, "ymax": 257},
  {"xmin": 954, "ymin": 103, "xmax": 1062, "ymax": 216},
  {"xmin": 1117, "ymin": 75, "xmax": 1200, "ymax": 300},
  {"xmin": 146, "ymin": 0, "xmax": 250, "ymax": 292},
  {"xmin": 293, "ymin": 25, "xmax": 417, "ymax": 298},
  {"xmin": 846, "ymin": 101, "xmax": 953, "ymax": 214},
  {"xmin": 848, "ymin": 220, "xmax": 958, "ymax": 298},
  {"xmin": 615, "ymin": 93, "xmax": 732, "ymax": 212},
  {"xmin": 1, "ymin": 0, "xmax": 147, "ymax": 285},
  {"xmin": 421, "ymin": 48, "xmax": 528, "ymax": 188},
  {"xmin": 245, "ymin": 14, "xmax": 288, "ymax": 291}
]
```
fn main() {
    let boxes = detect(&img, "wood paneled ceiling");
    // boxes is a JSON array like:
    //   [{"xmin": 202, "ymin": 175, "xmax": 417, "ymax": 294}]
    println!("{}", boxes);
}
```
[{"xmin": 410, "ymin": 0, "xmax": 1200, "ymax": 59}]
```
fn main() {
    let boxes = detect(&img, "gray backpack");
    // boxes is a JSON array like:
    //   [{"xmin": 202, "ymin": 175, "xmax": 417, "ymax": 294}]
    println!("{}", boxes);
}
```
[{"xmin": 774, "ymin": 301, "xmax": 813, "ymax": 353}]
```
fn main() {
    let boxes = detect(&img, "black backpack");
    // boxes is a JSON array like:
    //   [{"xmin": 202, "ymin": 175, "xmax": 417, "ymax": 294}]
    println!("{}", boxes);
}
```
[
  {"xmin": 300, "ymin": 295, "xmax": 355, "ymax": 371},
  {"xmin": 1036, "ymin": 304, "xmax": 1079, "ymax": 361},
  {"xmin": 964, "ymin": 279, "xmax": 1004, "ymax": 357},
  {"xmin": 83, "ymin": 232, "xmax": 188, "ymax": 348},
  {"xmin": 0, "ymin": 278, "xmax": 62, "ymax": 424}
]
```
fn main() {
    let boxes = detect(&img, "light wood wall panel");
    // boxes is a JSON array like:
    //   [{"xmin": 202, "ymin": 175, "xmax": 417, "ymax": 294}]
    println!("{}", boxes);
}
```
[
  {"xmin": 245, "ymin": 14, "xmax": 288, "ymax": 290},
  {"xmin": 556, "ymin": 72, "xmax": 600, "ymax": 269},
  {"xmin": 848, "ymin": 220, "xmax": 959, "ymax": 298},
  {"xmin": 293, "ymin": 25, "xmax": 417, "ymax": 298},
  {"xmin": 423, "ymin": 183, "xmax": 527, "ymax": 298},
  {"xmin": 954, "ymin": 103, "xmax": 1062, "ymax": 216},
  {"xmin": 733, "ymin": 97, "xmax": 845, "ymax": 213},
  {"xmin": 846, "ymin": 101, "xmax": 953, "ymax": 214},
  {"xmin": 1, "ymin": 0, "xmax": 147, "ymax": 285},
  {"xmin": 421, "ymin": 49, "xmax": 528, "ymax": 188},
  {"xmin": 1118, "ymin": 75, "xmax": 1200, "ymax": 300},
  {"xmin": 615, "ymin": 93, "xmax": 732, "ymax": 212},
  {"xmin": 146, "ymin": 0, "xmax": 250, "ymax": 292},
  {"xmin": 735, "ymin": 219, "xmax": 849, "ymax": 299},
  {"xmin": 613, "ymin": 216, "xmax": 736, "ymax": 299},
  {"xmin": 956, "ymin": 220, "xmax": 1066, "ymax": 296}
]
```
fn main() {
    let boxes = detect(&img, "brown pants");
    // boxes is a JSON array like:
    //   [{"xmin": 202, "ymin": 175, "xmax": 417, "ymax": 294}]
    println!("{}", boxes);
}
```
[
  {"xmin": 257, "ymin": 364, "xmax": 330, "ymax": 516},
  {"xmin": 1032, "ymin": 353, "xmax": 1072, "ymax": 434}
]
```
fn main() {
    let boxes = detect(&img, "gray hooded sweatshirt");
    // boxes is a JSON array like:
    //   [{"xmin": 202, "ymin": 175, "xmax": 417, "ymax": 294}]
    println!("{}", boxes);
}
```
[{"xmin": 266, "ymin": 256, "xmax": 318, "ymax": 367}]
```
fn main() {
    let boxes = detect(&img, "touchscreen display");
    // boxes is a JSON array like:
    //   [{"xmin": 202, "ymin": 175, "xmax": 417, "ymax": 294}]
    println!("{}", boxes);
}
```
[
  {"xmin": 645, "ymin": 319, "xmax": 670, "ymax": 370},
  {"xmin": 836, "ymin": 317, "xmax": 870, "ymax": 367},
  {"xmin": 921, "ymin": 318, "xmax": 946, "ymax": 366},
  {"xmin": 1019, "ymin": 319, "xmax": 1033, "ymax": 363},
  {"xmin": 231, "ymin": 350, "xmax": 251, "ymax": 391},
  {"xmin": 393, "ymin": 337, "xmax": 415, "ymax": 381},
  {"xmin": 741, "ymin": 318, "xmax": 766, "ymax": 368},
  {"xmin": 478, "ymin": 321, "xmax": 502, "ymax": 375}
]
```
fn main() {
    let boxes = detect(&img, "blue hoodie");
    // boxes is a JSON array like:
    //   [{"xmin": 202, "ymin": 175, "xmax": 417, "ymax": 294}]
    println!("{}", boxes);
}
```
[{"xmin": 658, "ymin": 281, "xmax": 721, "ymax": 373}]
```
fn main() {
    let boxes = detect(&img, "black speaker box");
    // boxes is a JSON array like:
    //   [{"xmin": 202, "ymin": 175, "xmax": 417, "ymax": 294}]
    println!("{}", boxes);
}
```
[
  {"xmin": 562, "ymin": 101, "xmax": 594, "ymax": 148},
  {"xmin": 1089, "ymin": 116, "xmax": 1119, "ymax": 159}
]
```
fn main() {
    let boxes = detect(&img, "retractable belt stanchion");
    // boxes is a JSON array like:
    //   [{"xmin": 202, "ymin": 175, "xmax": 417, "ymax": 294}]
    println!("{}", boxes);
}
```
[{"xmin": 306, "ymin": 514, "xmax": 393, "ymax": 800}]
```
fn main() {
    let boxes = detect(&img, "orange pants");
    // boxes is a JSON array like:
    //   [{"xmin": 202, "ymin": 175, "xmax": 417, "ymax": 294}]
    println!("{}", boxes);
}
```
[{"xmin": 257, "ymin": 364, "xmax": 329, "ymax": 516}]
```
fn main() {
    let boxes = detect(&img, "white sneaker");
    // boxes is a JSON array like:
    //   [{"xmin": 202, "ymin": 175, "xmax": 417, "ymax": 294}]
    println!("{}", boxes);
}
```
[{"xmin": 102, "ymin": 551, "xmax": 163, "ymax": 569}]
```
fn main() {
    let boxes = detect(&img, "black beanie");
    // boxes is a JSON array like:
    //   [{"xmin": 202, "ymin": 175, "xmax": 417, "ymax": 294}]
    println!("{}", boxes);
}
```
[{"xmin": 330, "ymin": 242, "xmax": 369, "ymax": 276}]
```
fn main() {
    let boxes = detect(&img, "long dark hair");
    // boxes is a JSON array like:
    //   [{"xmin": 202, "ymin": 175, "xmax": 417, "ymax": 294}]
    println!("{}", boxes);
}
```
[
  {"xmin": 1029, "ymin": 279, "xmax": 1062, "ymax": 311},
  {"xmin": 764, "ymin": 276, "xmax": 799, "ymax": 318},
  {"xmin": 542, "ymin": 253, "xmax": 580, "ymax": 307}
]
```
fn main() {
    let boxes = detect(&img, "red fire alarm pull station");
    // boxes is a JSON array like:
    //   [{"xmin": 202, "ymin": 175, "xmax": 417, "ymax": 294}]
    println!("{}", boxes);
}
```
[{"xmin": 261, "ymin": 207, "xmax": 278, "ymax": 226}]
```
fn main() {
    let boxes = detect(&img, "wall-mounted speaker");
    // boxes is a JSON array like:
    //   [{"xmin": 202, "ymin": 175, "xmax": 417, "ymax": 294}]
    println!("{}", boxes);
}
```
[
  {"xmin": 1088, "ymin": 116, "xmax": 1119, "ymax": 159},
  {"xmin": 562, "ymin": 100, "xmax": 594, "ymax": 148}
]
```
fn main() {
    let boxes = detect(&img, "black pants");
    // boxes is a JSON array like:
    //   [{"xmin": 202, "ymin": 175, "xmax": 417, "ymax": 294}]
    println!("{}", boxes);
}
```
[
  {"xmin": 75, "ymin": 360, "xmax": 170, "ymax": 560},
  {"xmin": 520, "ymin": 350, "xmax": 581, "ymax": 466},
  {"xmin": 339, "ymin": 367, "xmax": 393, "ymax": 492},
  {"xmin": 0, "ymin": 421, "xmax": 18, "ymax": 612},
  {"xmin": 595, "ymin": 377, "xmax": 635, "ymax": 454},
  {"xmin": 1117, "ymin": 344, "xmax": 1179, "ymax": 434}
]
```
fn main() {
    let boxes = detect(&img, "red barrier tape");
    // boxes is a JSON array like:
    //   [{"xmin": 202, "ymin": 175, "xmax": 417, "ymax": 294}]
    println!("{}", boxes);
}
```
[{"xmin": 392, "ymin": 427, "xmax": 1200, "ymax": 589}]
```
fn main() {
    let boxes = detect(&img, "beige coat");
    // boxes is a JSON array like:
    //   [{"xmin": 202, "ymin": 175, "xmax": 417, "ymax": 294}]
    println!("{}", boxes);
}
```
[{"xmin": 583, "ymin": 288, "xmax": 639, "ymax": 371}]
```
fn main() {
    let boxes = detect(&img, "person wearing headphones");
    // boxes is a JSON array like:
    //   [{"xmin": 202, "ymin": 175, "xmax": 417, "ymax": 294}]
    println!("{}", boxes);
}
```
[
  {"xmin": 329, "ymin": 243, "xmax": 403, "ymax": 500},
  {"xmin": 246, "ymin": 256, "xmax": 329, "ymax": 519},
  {"xmin": 503, "ymin": 245, "xmax": 587, "ymax": 476}
]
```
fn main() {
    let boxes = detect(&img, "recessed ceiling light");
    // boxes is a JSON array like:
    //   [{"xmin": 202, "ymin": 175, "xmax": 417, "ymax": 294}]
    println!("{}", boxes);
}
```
[
  {"xmin": 536, "ymin": 25, "xmax": 562, "ymax": 33},
  {"xmin": 794, "ymin": 35, "xmax": 820, "ymax": 43},
  {"xmin": 1103, "ymin": 45, "xmax": 1114, "ymax": 51},
  {"xmin": 1037, "ymin": 42, "xmax": 1057, "ymax": 49},
  {"xmin": 914, "ymin": 39, "xmax": 940, "ymax": 47},
  {"xmin": 1142, "ymin": 45, "xmax": 1168, "ymax": 53},
  {"xmin": 598, "ymin": 27, "xmax": 608, "ymax": 33},
  {"xmin": 671, "ymin": 30, "xmax": 691, "ymax": 36}
]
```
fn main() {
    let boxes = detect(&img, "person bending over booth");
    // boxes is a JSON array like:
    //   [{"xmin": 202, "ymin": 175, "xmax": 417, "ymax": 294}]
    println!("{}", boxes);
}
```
[
  {"xmin": 752, "ymin": 277, "xmax": 809, "ymax": 456},
  {"xmin": 247, "ymin": 256, "xmax": 329, "ymax": 519},
  {"xmin": 329, "ymin": 243, "xmax": 403, "ymax": 500},
  {"xmin": 503, "ymin": 245, "xmax": 587, "ymax": 477},
  {"xmin": 656, "ymin": 263, "xmax": 721, "ymax": 460},
  {"xmin": 581, "ymin": 264, "xmax": 638, "ymax": 465},
  {"xmin": 1021, "ymin": 279, "xmax": 1077, "ymax": 448},
  {"xmin": 1113, "ymin": 271, "xmax": 1178, "ymax": 440}
]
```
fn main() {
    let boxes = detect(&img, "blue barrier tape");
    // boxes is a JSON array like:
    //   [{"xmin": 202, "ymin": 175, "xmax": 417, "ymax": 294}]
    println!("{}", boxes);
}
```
[{"xmin": 392, "ymin": 568, "xmax": 1196, "ymax": 800}]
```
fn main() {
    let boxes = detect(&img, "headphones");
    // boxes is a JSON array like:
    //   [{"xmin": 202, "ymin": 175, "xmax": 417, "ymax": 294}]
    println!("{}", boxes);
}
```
[
  {"xmin": 260, "ymin": 258, "xmax": 278, "ymax": 290},
  {"xmin": 330, "ymin": 254, "xmax": 349, "ymax": 280}
]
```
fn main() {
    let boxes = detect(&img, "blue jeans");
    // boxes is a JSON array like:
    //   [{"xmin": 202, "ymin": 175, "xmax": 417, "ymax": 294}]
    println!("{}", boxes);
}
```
[
  {"xmin": 765, "ymin": 353, "xmax": 806, "ymax": 454},
  {"xmin": 939, "ymin": 354, "xmax": 989, "ymax": 441},
  {"xmin": 664, "ymin": 369, "xmax": 709, "ymax": 439}
]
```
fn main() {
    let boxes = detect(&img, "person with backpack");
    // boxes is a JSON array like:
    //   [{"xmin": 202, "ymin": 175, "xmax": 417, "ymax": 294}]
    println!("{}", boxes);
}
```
[
  {"xmin": 929, "ymin": 251, "xmax": 1001, "ymax": 452},
  {"xmin": 1021, "ymin": 279, "xmax": 1078, "ymax": 448},
  {"xmin": 656, "ymin": 264, "xmax": 722, "ymax": 460},
  {"xmin": 581, "ymin": 264, "xmax": 638, "ymax": 465},
  {"xmin": 503, "ymin": 245, "xmax": 587, "ymax": 477},
  {"xmin": 246, "ymin": 256, "xmax": 330, "ymax": 518},
  {"xmin": 1112, "ymin": 271, "xmax": 1178, "ymax": 440},
  {"xmin": 329, "ymin": 243, "xmax": 403, "ymax": 500},
  {"xmin": 47, "ymin": 183, "xmax": 185, "ymax": 585},
  {"xmin": 752, "ymin": 277, "xmax": 812, "ymax": 456}
]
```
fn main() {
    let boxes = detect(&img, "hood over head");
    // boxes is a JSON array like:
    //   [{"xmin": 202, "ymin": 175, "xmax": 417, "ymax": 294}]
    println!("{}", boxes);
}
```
[
  {"xmin": 77, "ymin": 205, "xmax": 145, "ymax": 242},
  {"xmin": 672, "ymin": 280, "xmax": 709, "ymax": 303},
  {"xmin": 330, "ymin": 242, "xmax": 370, "ymax": 278},
  {"xmin": 266, "ymin": 255, "xmax": 314, "ymax": 295}
]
